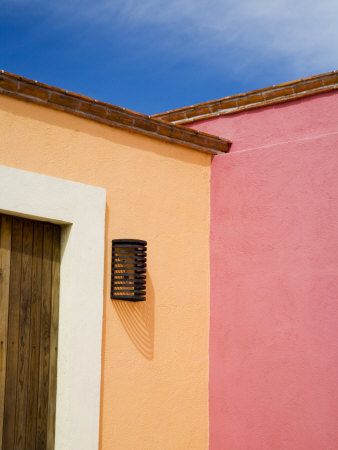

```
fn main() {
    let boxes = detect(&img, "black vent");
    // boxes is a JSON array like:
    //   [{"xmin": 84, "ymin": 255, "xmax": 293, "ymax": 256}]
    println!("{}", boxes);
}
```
[{"xmin": 111, "ymin": 239, "xmax": 147, "ymax": 301}]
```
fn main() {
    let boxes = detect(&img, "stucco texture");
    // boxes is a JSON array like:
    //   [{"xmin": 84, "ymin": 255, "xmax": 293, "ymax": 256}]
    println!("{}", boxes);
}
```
[
  {"xmin": 0, "ymin": 95, "xmax": 210, "ymax": 450},
  {"xmin": 187, "ymin": 92, "xmax": 338, "ymax": 153},
  {"xmin": 205, "ymin": 92, "xmax": 338, "ymax": 449}
]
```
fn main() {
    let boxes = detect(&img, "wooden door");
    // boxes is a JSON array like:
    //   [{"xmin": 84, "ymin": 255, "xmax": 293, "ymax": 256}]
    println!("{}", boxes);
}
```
[{"xmin": 0, "ymin": 213, "xmax": 60, "ymax": 450}]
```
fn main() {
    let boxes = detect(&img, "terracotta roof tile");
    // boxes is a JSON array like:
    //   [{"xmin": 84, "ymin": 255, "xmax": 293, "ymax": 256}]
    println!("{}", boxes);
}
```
[
  {"xmin": 0, "ymin": 71, "xmax": 231, "ymax": 155},
  {"xmin": 152, "ymin": 71, "xmax": 338, "ymax": 124}
]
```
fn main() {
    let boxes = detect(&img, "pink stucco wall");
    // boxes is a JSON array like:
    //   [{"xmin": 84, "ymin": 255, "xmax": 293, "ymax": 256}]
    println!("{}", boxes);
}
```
[
  {"xmin": 193, "ymin": 92, "xmax": 338, "ymax": 449},
  {"xmin": 187, "ymin": 93, "xmax": 338, "ymax": 153}
]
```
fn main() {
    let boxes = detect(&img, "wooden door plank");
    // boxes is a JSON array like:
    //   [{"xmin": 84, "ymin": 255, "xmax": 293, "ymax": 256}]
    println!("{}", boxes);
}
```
[
  {"xmin": 25, "ymin": 221, "xmax": 43, "ymax": 450},
  {"xmin": 36, "ymin": 223, "xmax": 53, "ymax": 449},
  {"xmin": 14, "ymin": 220, "xmax": 34, "ymax": 449},
  {"xmin": 47, "ymin": 225, "xmax": 60, "ymax": 450},
  {"xmin": 2, "ymin": 217, "xmax": 23, "ymax": 450},
  {"xmin": 1, "ymin": 217, "xmax": 61, "ymax": 450},
  {"xmin": 0, "ymin": 215, "xmax": 12, "ymax": 447}
]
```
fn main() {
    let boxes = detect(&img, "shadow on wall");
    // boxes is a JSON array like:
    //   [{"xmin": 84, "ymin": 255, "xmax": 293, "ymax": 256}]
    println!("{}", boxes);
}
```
[{"xmin": 113, "ymin": 273, "xmax": 155, "ymax": 360}]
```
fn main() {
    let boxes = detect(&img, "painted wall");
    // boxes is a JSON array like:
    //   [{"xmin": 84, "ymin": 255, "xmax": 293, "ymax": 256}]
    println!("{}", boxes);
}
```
[
  {"xmin": 191, "ymin": 92, "xmax": 338, "ymax": 449},
  {"xmin": 186, "ymin": 92, "xmax": 338, "ymax": 153},
  {"xmin": 0, "ymin": 95, "xmax": 210, "ymax": 450}
]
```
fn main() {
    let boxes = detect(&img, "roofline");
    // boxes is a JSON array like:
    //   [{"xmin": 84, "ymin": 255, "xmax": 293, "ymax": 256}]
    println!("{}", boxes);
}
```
[
  {"xmin": 0, "ymin": 71, "xmax": 230, "ymax": 155},
  {"xmin": 152, "ymin": 71, "xmax": 338, "ymax": 124}
]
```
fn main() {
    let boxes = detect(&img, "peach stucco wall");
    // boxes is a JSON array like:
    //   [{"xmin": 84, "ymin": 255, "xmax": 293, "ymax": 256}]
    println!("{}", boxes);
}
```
[
  {"xmin": 0, "ymin": 95, "xmax": 210, "ymax": 450},
  {"xmin": 192, "ymin": 92, "xmax": 338, "ymax": 449}
]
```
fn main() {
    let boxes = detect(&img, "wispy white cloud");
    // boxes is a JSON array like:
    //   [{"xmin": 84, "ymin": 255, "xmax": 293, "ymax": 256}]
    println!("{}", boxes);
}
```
[
  {"xmin": 3, "ymin": 0, "xmax": 337, "ymax": 74},
  {"xmin": 110, "ymin": 0, "xmax": 337, "ymax": 71}
]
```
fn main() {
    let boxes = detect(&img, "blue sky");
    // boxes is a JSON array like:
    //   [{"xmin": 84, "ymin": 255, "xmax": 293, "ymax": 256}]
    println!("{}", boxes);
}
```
[{"xmin": 1, "ymin": 0, "xmax": 337, "ymax": 115}]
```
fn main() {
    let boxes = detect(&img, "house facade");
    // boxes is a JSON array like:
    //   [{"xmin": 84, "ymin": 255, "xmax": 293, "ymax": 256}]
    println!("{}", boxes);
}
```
[
  {"xmin": 0, "ymin": 70, "xmax": 337, "ymax": 449},
  {"xmin": 155, "ymin": 71, "xmax": 338, "ymax": 450}
]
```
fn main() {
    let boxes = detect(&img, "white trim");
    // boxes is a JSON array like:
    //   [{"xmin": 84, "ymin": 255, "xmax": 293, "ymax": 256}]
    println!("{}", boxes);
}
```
[{"xmin": 0, "ymin": 165, "xmax": 106, "ymax": 450}]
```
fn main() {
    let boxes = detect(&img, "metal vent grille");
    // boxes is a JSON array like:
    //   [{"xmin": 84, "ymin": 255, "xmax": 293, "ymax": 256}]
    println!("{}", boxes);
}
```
[{"xmin": 111, "ymin": 239, "xmax": 147, "ymax": 301}]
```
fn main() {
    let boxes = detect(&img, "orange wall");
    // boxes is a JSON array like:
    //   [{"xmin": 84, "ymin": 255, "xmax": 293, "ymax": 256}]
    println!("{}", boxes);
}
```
[{"xmin": 0, "ymin": 95, "xmax": 211, "ymax": 449}]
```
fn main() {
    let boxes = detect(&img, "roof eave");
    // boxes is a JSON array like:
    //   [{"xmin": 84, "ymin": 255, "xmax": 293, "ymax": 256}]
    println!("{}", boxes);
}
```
[
  {"xmin": 152, "ymin": 71, "xmax": 338, "ymax": 124},
  {"xmin": 0, "ymin": 70, "xmax": 231, "ymax": 155}
]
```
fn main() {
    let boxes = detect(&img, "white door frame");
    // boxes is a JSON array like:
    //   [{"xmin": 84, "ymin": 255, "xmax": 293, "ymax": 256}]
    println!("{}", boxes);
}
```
[{"xmin": 0, "ymin": 165, "xmax": 106, "ymax": 450}]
